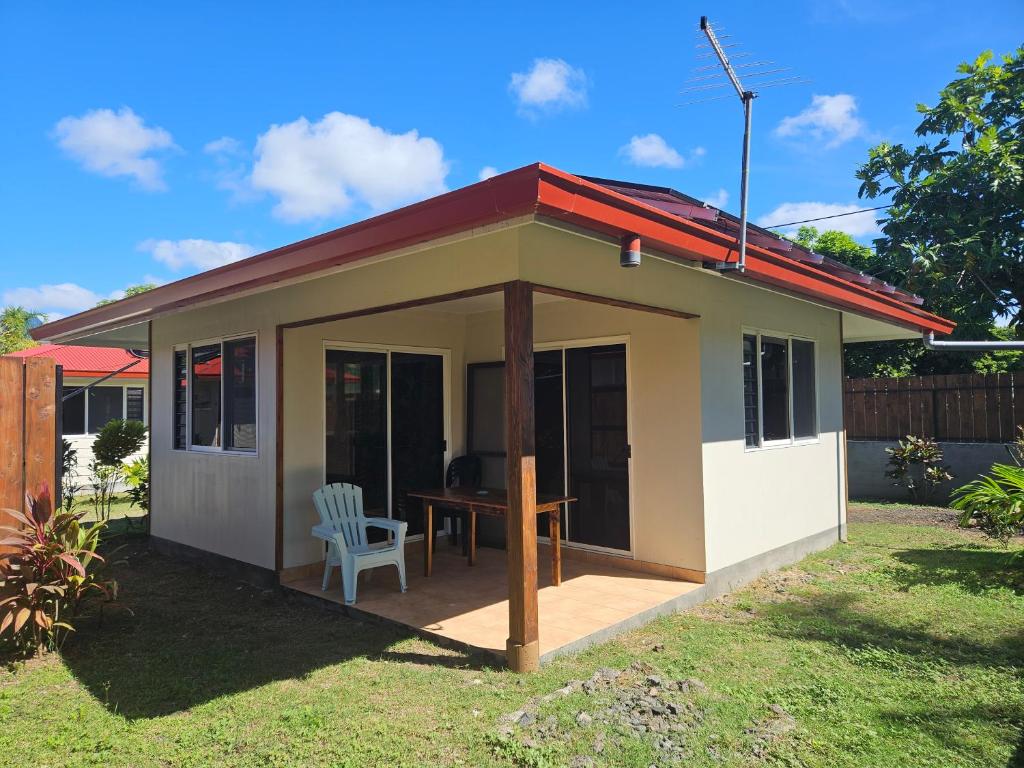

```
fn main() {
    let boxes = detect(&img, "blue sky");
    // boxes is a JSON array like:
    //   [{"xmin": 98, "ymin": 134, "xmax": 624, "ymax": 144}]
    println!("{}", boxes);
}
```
[{"xmin": 2, "ymin": 1, "xmax": 1021, "ymax": 318}]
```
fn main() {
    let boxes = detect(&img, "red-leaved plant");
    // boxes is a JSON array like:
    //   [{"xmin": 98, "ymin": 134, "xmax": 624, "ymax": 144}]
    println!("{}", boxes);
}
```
[{"xmin": 0, "ymin": 483, "xmax": 116, "ymax": 653}]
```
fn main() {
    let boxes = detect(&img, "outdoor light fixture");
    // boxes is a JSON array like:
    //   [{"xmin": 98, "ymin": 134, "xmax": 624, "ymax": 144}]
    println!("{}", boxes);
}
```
[{"xmin": 620, "ymin": 234, "xmax": 641, "ymax": 268}]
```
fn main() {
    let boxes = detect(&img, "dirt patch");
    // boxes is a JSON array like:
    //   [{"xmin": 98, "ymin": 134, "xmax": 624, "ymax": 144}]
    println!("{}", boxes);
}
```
[
  {"xmin": 849, "ymin": 502, "xmax": 1024, "ymax": 543},
  {"xmin": 849, "ymin": 503, "xmax": 964, "ymax": 530}
]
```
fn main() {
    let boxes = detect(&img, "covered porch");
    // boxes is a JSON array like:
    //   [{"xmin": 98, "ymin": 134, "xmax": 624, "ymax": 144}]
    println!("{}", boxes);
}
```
[
  {"xmin": 284, "ymin": 537, "xmax": 704, "ymax": 663},
  {"xmin": 277, "ymin": 277, "xmax": 705, "ymax": 671}
]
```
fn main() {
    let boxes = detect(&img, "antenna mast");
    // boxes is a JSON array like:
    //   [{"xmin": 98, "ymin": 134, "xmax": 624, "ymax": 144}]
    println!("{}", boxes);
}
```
[{"xmin": 700, "ymin": 15, "xmax": 753, "ymax": 272}]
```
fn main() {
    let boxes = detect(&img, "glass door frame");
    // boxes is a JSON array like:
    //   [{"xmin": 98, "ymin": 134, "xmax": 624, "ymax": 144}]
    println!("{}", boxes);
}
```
[
  {"xmin": 321, "ymin": 340, "xmax": 452, "ymax": 541},
  {"xmin": 515, "ymin": 334, "xmax": 636, "ymax": 557}
]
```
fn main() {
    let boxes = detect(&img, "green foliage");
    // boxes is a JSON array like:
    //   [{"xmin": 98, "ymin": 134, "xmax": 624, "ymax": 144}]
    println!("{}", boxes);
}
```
[
  {"xmin": 89, "ymin": 420, "xmax": 147, "ymax": 522},
  {"xmin": 95, "ymin": 284, "xmax": 157, "ymax": 307},
  {"xmin": 59, "ymin": 440, "xmax": 83, "ymax": 514},
  {"xmin": 856, "ymin": 48, "xmax": 1024, "ymax": 337},
  {"xmin": 0, "ymin": 306, "xmax": 45, "ymax": 355},
  {"xmin": 792, "ymin": 226, "xmax": 879, "ymax": 273},
  {"xmin": 951, "ymin": 463, "xmax": 1024, "ymax": 545},
  {"xmin": 885, "ymin": 436, "xmax": 954, "ymax": 504},
  {"xmin": 124, "ymin": 457, "xmax": 149, "ymax": 521},
  {"xmin": 0, "ymin": 484, "xmax": 115, "ymax": 654},
  {"xmin": 92, "ymin": 420, "xmax": 147, "ymax": 467}
]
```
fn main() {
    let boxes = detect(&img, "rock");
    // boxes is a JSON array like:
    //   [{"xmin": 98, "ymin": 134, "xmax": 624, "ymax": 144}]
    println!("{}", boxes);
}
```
[
  {"xmin": 576, "ymin": 711, "xmax": 593, "ymax": 727},
  {"xmin": 679, "ymin": 677, "xmax": 707, "ymax": 694},
  {"xmin": 596, "ymin": 667, "xmax": 622, "ymax": 681},
  {"xmin": 517, "ymin": 712, "xmax": 535, "ymax": 727},
  {"xmin": 652, "ymin": 643, "xmax": 665, "ymax": 652},
  {"xmin": 769, "ymin": 703, "xmax": 788, "ymax": 716},
  {"xmin": 569, "ymin": 758, "xmax": 595, "ymax": 768},
  {"xmin": 593, "ymin": 732, "xmax": 606, "ymax": 753},
  {"xmin": 646, "ymin": 675, "xmax": 663, "ymax": 688}
]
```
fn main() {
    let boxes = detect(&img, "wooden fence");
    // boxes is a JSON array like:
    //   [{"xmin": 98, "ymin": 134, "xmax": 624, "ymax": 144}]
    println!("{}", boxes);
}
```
[
  {"xmin": 0, "ymin": 356, "xmax": 60, "ymax": 554},
  {"xmin": 844, "ymin": 372, "xmax": 1024, "ymax": 443}
]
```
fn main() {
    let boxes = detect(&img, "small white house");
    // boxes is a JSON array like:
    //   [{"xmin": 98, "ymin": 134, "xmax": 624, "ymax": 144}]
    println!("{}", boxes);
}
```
[
  {"xmin": 31, "ymin": 165, "xmax": 954, "ymax": 670},
  {"xmin": 5, "ymin": 344, "xmax": 149, "ymax": 489}
]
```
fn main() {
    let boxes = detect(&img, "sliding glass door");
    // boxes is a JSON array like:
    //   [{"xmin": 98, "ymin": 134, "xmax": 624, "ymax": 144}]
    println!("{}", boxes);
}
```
[
  {"xmin": 324, "ymin": 350, "xmax": 389, "ymax": 514},
  {"xmin": 565, "ymin": 344, "xmax": 630, "ymax": 551},
  {"xmin": 324, "ymin": 347, "xmax": 446, "ymax": 534},
  {"xmin": 390, "ymin": 352, "xmax": 445, "ymax": 536},
  {"xmin": 465, "ymin": 341, "xmax": 631, "ymax": 553}
]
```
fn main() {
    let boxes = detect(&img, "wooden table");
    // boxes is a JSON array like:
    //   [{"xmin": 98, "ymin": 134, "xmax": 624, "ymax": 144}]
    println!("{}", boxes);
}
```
[{"xmin": 406, "ymin": 487, "xmax": 576, "ymax": 586}]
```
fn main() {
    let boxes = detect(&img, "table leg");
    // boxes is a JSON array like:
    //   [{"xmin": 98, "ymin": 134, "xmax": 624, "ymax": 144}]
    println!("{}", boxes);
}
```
[
  {"xmin": 424, "ymin": 503, "xmax": 433, "ymax": 577},
  {"xmin": 468, "ymin": 508, "xmax": 476, "ymax": 566},
  {"xmin": 550, "ymin": 509, "xmax": 561, "ymax": 586}
]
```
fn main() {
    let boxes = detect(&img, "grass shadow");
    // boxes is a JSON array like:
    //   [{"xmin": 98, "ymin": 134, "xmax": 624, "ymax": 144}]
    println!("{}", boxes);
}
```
[
  {"xmin": 58, "ymin": 536, "xmax": 490, "ymax": 720},
  {"xmin": 890, "ymin": 545, "xmax": 1024, "ymax": 596},
  {"xmin": 759, "ymin": 591, "xmax": 1024, "ymax": 670}
]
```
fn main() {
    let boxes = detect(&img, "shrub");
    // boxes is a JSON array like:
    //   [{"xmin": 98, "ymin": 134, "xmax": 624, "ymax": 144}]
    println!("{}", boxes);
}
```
[
  {"xmin": 951, "ymin": 463, "xmax": 1024, "ymax": 545},
  {"xmin": 92, "ymin": 419, "xmax": 147, "ymax": 466},
  {"xmin": 885, "ymin": 435, "xmax": 954, "ymax": 504},
  {"xmin": 124, "ymin": 457, "xmax": 150, "ymax": 531},
  {"xmin": 0, "ymin": 484, "xmax": 115, "ymax": 653},
  {"xmin": 90, "ymin": 420, "xmax": 147, "ymax": 521}
]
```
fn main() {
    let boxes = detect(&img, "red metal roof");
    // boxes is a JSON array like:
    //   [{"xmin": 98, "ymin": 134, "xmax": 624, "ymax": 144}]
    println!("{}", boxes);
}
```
[
  {"xmin": 5, "ymin": 344, "xmax": 148, "ymax": 378},
  {"xmin": 31, "ymin": 163, "xmax": 955, "ymax": 342}
]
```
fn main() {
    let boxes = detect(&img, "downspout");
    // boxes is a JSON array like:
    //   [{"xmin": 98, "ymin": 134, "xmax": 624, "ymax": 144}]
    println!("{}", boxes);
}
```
[{"xmin": 922, "ymin": 331, "xmax": 1024, "ymax": 351}]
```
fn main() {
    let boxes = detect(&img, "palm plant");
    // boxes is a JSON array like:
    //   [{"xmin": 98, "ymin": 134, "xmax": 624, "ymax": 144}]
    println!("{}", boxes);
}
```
[
  {"xmin": 951, "ymin": 463, "xmax": 1024, "ymax": 545},
  {"xmin": 0, "ymin": 306, "xmax": 45, "ymax": 354}
]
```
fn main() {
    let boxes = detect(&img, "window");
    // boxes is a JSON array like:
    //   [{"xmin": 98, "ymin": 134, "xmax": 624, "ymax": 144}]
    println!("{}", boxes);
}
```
[
  {"xmin": 62, "ymin": 387, "xmax": 86, "ymax": 435},
  {"xmin": 61, "ymin": 384, "xmax": 145, "ymax": 435},
  {"xmin": 742, "ymin": 335, "xmax": 759, "ymax": 447},
  {"xmin": 191, "ymin": 343, "xmax": 222, "ymax": 447},
  {"xmin": 173, "ymin": 350, "xmax": 188, "ymax": 449},
  {"xmin": 176, "ymin": 335, "xmax": 257, "ymax": 453},
  {"xmin": 760, "ymin": 337, "xmax": 790, "ymax": 442},
  {"xmin": 792, "ymin": 340, "xmax": 817, "ymax": 438},
  {"xmin": 126, "ymin": 387, "xmax": 145, "ymax": 422},
  {"xmin": 742, "ymin": 331, "xmax": 817, "ymax": 448},
  {"xmin": 223, "ymin": 337, "xmax": 256, "ymax": 450}
]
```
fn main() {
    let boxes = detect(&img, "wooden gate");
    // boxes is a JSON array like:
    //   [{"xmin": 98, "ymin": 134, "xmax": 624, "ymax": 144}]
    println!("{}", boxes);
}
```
[{"xmin": 0, "ymin": 356, "xmax": 59, "ymax": 552}]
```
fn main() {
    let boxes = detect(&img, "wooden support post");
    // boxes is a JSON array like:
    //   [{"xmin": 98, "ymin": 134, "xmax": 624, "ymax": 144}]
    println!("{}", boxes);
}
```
[
  {"xmin": 23, "ymin": 358, "xmax": 56, "ymax": 501},
  {"xmin": 504, "ymin": 280, "xmax": 539, "ymax": 672}
]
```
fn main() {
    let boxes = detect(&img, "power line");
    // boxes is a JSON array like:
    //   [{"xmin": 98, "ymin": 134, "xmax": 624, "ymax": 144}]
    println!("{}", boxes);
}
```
[{"xmin": 762, "ymin": 204, "xmax": 890, "ymax": 229}]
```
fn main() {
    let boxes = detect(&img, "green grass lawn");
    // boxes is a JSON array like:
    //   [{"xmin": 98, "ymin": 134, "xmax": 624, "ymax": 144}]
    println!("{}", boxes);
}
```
[{"xmin": 1, "ymin": 512, "xmax": 1021, "ymax": 767}]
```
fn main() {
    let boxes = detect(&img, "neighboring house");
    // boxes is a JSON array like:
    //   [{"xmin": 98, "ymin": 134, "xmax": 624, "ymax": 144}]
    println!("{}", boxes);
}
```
[
  {"xmin": 5, "ymin": 344, "xmax": 149, "ymax": 489},
  {"xmin": 30, "ymin": 164, "xmax": 954, "ymax": 670}
]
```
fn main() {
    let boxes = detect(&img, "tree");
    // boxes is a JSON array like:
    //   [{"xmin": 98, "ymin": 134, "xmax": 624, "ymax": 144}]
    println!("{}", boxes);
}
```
[
  {"xmin": 96, "ymin": 283, "xmax": 157, "ymax": 306},
  {"xmin": 792, "ymin": 226, "xmax": 878, "ymax": 273},
  {"xmin": 856, "ymin": 48, "xmax": 1024, "ymax": 338},
  {"xmin": 0, "ymin": 306, "xmax": 45, "ymax": 354}
]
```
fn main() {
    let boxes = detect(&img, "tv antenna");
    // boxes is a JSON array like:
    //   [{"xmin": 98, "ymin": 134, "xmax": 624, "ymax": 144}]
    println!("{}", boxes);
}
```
[{"xmin": 684, "ymin": 16, "xmax": 809, "ymax": 272}]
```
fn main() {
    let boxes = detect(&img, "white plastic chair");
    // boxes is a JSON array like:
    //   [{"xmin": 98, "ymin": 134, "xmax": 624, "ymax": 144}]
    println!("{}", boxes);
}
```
[{"xmin": 311, "ymin": 483, "xmax": 408, "ymax": 604}]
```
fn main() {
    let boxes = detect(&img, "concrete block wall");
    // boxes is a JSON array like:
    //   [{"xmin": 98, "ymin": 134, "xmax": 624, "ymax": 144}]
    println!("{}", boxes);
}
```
[{"xmin": 847, "ymin": 440, "xmax": 1015, "ymax": 503}]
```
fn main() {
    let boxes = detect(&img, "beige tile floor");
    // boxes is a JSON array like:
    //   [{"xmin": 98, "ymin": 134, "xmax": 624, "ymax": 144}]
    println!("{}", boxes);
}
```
[{"xmin": 286, "ymin": 542, "xmax": 702, "ymax": 660}]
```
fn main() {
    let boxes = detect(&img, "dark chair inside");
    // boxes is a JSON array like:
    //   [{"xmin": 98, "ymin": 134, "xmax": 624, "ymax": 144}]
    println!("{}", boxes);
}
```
[{"xmin": 433, "ymin": 455, "xmax": 482, "ymax": 554}]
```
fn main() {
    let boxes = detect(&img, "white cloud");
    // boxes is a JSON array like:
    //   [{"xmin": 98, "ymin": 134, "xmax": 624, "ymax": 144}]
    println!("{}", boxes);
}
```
[
  {"xmin": 620, "ymin": 134, "xmax": 685, "ymax": 169},
  {"xmin": 203, "ymin": 136, "xmax": 243, "ymax": 155},
  {"xmin": 52, "ymin": 107, "xmax": 175, "ymax": 190},
  {"xmin": 704, "ymin": 188, "xmax": 729, "ymax": 209},
  {"xmin": 2, "ymin": 282, "xmax": 108, "ymax": 316},
  {"xmin": 509, "ymin": 58, "xmax": 587, "ymax": 115},
  {"xmin": 138, "ymin": 238, "xmax": 257, "ymax": 271},
  {"xmin": 756, "ymin": 202, "xmax": 880, "ymax": 238},
  {"xmin": 774, "ymin": 94, "xmax": 865, "ymax": 148},
  {"xmin": 249, "ymin": 112, "xmax": 449, "ymax": 221},
  {"xmin": 478, "ymin": 166, "xmax": 500, "ymax": 181}
]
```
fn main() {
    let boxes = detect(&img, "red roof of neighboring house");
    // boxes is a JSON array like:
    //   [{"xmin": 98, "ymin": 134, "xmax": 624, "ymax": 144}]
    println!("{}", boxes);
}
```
[
  {"xmin": 5, "ymin": 344, "xmax": 148, "ymax": 378},
  {"xmin": 30, "ymin": 163, "xmax": 955, "ymax": 342}
]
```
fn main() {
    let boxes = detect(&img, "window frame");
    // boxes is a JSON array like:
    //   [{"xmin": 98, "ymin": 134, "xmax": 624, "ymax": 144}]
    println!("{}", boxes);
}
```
[
  {"xmin": 174, "ymin": 333, "xmax": 259, "ymax": 456},
  {"xmin": 61, "ymin": 382, "xmax": 147, "ymax": 436},
  {"xmin": 741, "ymin": 328, "xmax": 819, "ymax": 451}
]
